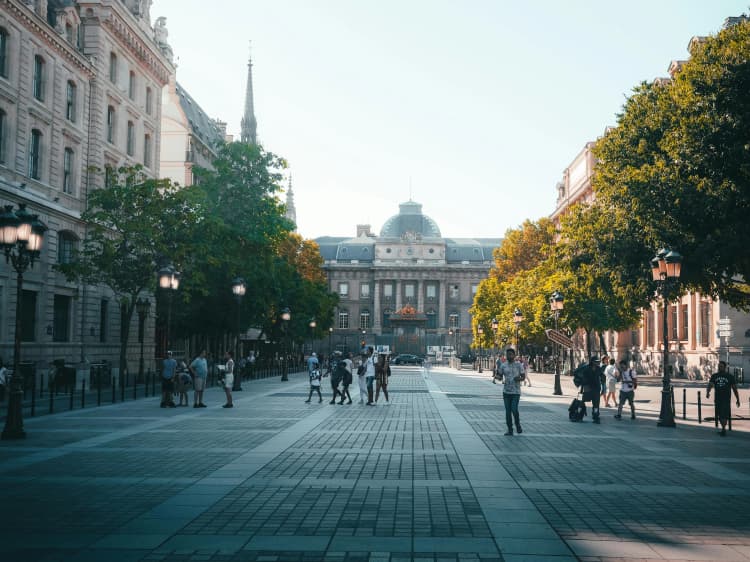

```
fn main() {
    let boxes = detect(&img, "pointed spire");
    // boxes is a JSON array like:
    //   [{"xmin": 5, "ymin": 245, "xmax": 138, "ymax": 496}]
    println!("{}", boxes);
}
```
[
  {"xmin": 285, "ymin": 175, "xmax": 297, "ymax": 230},
  {"xmin": 240, "ymin": 42, "xmax": 258, "ymax": 144}
]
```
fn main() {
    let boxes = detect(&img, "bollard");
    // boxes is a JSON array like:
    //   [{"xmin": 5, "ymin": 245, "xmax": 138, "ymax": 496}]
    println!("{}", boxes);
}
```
[
  {"xmin": 671, "ymin": 386, "xmax": 676, "ymax": 416},
  {"xmin": 112, "ymin": 376, "xmax": 116, "ymax": 403},
  {"xmin": 31, "ymin": 375, "xmax": 36, "ymax": 417},
  {"xmin": 81, "ymin": 379, "xmax": 86, "ymax": 409},
  {"xmin": 133, "ymin": 374, "xmax": 136, "ymax": 401},
  {"xmin": 49, "ymin": 385, "xmax": 54, "ymax": 414},
  {"xmin": 69, "ymin": 380, "xmax": 74, "ymax": 411},
  {"xmin": 151, "ymin": 371, "xmax": 156, "ymax": 397},
  {"xmin": 97, "ymin": 369, "xmax": 101, "ymax": 407},
  {"xmin": 120, "ymin": 376, "xmax": 125, "ymax": 403},
  {"xmin": 39, "ymin": 372, "xmax": 44, "ymax": 399},
  {"xmin": 697, "ymin": 391, "xmax": 702, "ymax": 424},
  {"xmin": 683, "ymin": 388, "xmax": 687, "ymax": 420}
]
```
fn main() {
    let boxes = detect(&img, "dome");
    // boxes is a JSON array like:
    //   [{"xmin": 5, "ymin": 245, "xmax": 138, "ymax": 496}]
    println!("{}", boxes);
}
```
[{"xmin": 379, "ymin": 201, "xmax": 442, "ymax": 238}]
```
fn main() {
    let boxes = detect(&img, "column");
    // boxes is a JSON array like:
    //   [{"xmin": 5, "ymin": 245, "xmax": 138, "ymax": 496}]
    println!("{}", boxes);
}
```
[
  {"xmin": 373, "ymin": 280, "xmax": 381, "ymax": 332},
  {"xmin": 438, "ymin": 281, "xmax": 446, "ymax": 328},
  {"xmin": 395, "ymin": 281, "xmax": 402, "ymax": 311},
  {"xmin": 417, "ymin": 280, "xmax": 424, "ymax": 313}
]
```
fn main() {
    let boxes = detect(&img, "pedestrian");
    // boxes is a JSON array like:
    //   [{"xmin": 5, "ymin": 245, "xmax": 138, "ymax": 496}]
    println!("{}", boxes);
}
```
[
  {"xmin": 356, "ymin": 355, "xmax": 368, "ymax": 404},
  {"xmin": 222, "ymin": 351, "xmax": 234, "ymax": 408},
  {"xmin": 521, "ymin": 355, "xmax": 532, "ymax": 386},
  {"xmin": 160, "ymin": 351, "xmax": 177, "ymax": 408},
  {"xmin": 190, "ymin": 350, "xmax": 208, "ymax": 408},
  {"xmin": 0, "ymin": 358, "xmax": 7, "ymax": 402},
  {"xmin": 706, "ymin": 360, "xmax": 740, "ymax": 436},
  {"xmin": 375, "ymin": 353, "xmax": 391, "ymax": 404},
  {"xmin": 174, "ymin": 358, "xmax": 191, "ymax": 406},
  {"xmin": 599, "ymin": 355, "xmax": 609, "ymax": 405},
  {"xmin": 307, "ymin": 352, "xmax": 319, "ymax": 374},
  {"xmin": 339, "ymin": 352, "xmax": 354, "ymax": 404},
  {"xmin": 330, "ymin": 352, "xmax": 345, "ymax": 404},
  {"xmin": 499, "ymin": 348, "xmax": 525, "ymax": 435},
  {"xmin": 305, "ymin": 364, "xmax": 323, "ymax": 403},
  {"xmin": 614, "ymin": 359, "xmax": 637, "ymax": 420},
  {"xmin": 364, "ymin": 346, "xmax": 376, "ymax": 405},
  {"xmin": 604, "ymin": 358, "xmax": 619, "ymax": 407},
  {"xmin": 580, "ymin": 356, "xmax": 602, "ymax": 424}
]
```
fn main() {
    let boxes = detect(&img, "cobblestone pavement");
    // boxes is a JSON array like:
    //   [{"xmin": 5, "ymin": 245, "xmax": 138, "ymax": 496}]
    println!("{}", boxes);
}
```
[{"xmin": 1, "ymin": 367, "xmax": 750, "ymax": 562}]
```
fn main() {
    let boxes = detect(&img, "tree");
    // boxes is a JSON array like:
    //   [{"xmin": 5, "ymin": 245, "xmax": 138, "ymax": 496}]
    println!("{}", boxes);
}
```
[
  {"xmin": 57, "ymin": 167, "xmax": 202, "ymax": 377},
  {"xmin": 490, "ymin": 218, "xmax": 556, "ymax": 282}
]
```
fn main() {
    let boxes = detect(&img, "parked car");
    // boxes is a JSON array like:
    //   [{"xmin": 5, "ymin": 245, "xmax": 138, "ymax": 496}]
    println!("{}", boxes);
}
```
[{"xmin": 392, "ymin": 354, "xmax": 424, "ymax": 365}]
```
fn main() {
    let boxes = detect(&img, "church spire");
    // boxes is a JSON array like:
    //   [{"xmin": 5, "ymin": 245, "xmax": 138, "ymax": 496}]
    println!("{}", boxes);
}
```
[
  {"xmin": 285, "ymin": 175, "xmax": 297, "ymax": 230},
  {"xmin": 240, "ymin": 44, "xmax": 258, "ymax": 144}
]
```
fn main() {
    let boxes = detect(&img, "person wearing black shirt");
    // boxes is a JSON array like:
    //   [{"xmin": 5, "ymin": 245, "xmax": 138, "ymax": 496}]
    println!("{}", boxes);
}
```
[
  {"xmin": 706, "ymin": 360, "xmax": 740, "ymax": 436},
  {"xmin": 581, "ymin": 356, "xmax": 602, "ymax": 424}
]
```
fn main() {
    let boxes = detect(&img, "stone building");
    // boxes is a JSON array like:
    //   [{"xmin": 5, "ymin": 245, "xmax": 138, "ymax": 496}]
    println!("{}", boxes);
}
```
[
  {"xmin": 0, "ymin": 0, "xmax": 173, "ymax": 378},
  {"xmin": 316, "ymin": 201, "xmax": 501, "ymax": 357}
]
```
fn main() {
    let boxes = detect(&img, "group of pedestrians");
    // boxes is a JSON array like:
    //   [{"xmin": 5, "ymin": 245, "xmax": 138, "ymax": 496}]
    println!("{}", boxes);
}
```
[
  {"xmin": 159, "ymin": 349, "xmax": 220, "ymax": 409},
  {"xmin": 575, "ymin": 355, "xmax": 639, "ymax": 424},
  {"xmin": 305, "ymin": 346, "xmax": 391, "ymax": 406}
]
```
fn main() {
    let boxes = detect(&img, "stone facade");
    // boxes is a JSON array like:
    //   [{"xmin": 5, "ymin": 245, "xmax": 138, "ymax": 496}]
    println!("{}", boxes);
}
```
[
  {"xmin": 0, "ymin": 0, "xmax": 173, "ymax": 379},
  {"xmin": 316, "ymin": 201, "xmax": 501, "ymax": 357}
]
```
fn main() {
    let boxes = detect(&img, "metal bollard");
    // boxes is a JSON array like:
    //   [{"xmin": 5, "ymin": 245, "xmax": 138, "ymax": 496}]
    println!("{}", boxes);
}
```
[
  {"xmin": 120, "ymin": 376, "xmax": 125, "ymax": 402},
  {"xmin": 697, "ymin": 391, "xmax": 702, "ymax": 424},
  {"xmin": 151, "ymin": 371, "xmax": 156, "ymax": 397},
  {"xmin": 97, "ymin": 369, "xmax": 101, "ymax": 407},
  {"xmin": 671, "ymin": 386, "xmax": 676, "ymax": 416},
  {"xmin": 112, "ymin": 376, "xmax": 116, "ymax": 403},
  {"xmin": 683, "ymin": 388, "xmax": 687, "ymax": 420},
  {"xmin": 39, "ymin": 373, "xmax": 44, "ymax": 399},
  {"xmin": 133, "ymin": 374, "xmax": 136, "ymax": 401},
  {"xmin": 31, "ymin": 375, "xmax": 36, "ymax": 417},
  {"xmin": 69, "ymin": 381, "xmax": 74, "ymax": 411},
  {"xmin": 81, "ymin": 379, "xmax": 86, "ymax": 409},
  {"xmin": 49, "ymin": 386, "xmax": 54, "ymax": 414}
]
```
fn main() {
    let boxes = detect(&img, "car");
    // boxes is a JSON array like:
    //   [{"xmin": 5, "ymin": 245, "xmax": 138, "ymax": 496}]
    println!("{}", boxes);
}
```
[{"xmin": 392, "ymin": 354, "xmax": 424, "ymax": 366}]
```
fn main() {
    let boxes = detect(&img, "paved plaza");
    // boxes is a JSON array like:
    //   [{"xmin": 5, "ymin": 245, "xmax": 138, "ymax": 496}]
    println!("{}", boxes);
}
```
[{"xmin": 1, "ymin": 366, "xmax": 749, "ymax": 562}]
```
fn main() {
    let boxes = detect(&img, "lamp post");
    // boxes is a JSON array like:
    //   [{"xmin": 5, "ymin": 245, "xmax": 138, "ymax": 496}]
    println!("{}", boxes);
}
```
[
  {"xmin": 157, "ymin": 265, "xmax": 180, "ymax": 353},
  {"xmin": 550, "ymin": 291, "xmax": 564, "ymax": 396},
  {"xmin": 513, "ymin": 308, "xmax": 524, "ymax": 351},
  {"xmin": 0, "ymin": 204, "xmax": 47, "ymax": 440},
  {"xmin": 491, "ymin": 317, "xmax": 499, "ymax": 360},
  {"xmin": 328, "ymin": 327, "xmax": 333, "ymax": 358},
  {"xmin": 650, "ymin": 248, "xmax": 683, "ymax": 428},
  {"xmin": 308, "ymin": 318, "xmax": 317, "ymax": 356},
  {"xmin": 477, "ymin": 325, "xmax": 484, "ymax": 373},
  {"xmin": 136, "ymin": 298, "xmax": 151, "ymax": 382},
  {"xmin": 280, "ymin": 307, "xmax": 291, "ymax": 381},
  {"xmin": 231, "ymin": 277, "xmax": 246, "ymax": 391}
]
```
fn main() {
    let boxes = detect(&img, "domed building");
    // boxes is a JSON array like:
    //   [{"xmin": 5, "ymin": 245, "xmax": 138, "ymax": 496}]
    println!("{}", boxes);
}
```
[{"xmin": 316, "ymin": 201, "xmax": 502, "ymax": 356}]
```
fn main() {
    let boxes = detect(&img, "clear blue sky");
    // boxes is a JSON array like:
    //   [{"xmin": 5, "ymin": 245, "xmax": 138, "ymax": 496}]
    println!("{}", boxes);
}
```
[{"xmin": 153, "ymin": 0, "xmax": 749, "ymax": 240}]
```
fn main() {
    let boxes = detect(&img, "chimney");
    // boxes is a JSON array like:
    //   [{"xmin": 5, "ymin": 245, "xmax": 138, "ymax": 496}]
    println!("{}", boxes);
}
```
[{"xmin": 357, "ymin": 224, "xmax": 372, "ymax": 238}]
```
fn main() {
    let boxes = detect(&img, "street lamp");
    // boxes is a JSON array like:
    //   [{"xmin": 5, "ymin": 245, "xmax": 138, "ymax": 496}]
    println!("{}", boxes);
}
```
[
  {"xmin": 157, "ymin": 265, "xmax": 180, "ymax": 353},
  {"xmin": 550, "ymin": 291, "xmax": 564, "ymax": 396},
  {"xmin": 650, "ymin": 248, "xmax": 683, "ymax": 428},
  {"xmin": 0, "ymin": 204, "xmax": 47, "ymax": 440},
  {"xmin": 328, "ymin": 327, "xmax": 333, "ymax": 358},
  {"xmin": 513, "ymin": 308, "xmax": 524, "ymax": 351},
  {"xmin": 280, "ymin": 307, "xmax": 291, "ymax": 381},
  {"xmin": 231, "ymin": 277, "xmax": 246, "ymax": 391},
  {"xmin": 491, "ymin": 317, "xmax": 499, "ymax": 359},
  {"xmin": 136, "ymin": 298, "xmax": 151, "ymax": 382},
  {"xmin": 308, "ymin": 318, "xmax": 317, "ymax": 355},
  {"xmin": 477, "ymin": 325, "xmax": 484, "ymax": 373}
]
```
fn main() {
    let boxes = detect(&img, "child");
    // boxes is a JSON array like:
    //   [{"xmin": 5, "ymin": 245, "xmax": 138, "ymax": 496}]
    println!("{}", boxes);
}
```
[{"xmin": 305, "ymin": 367, "xmax": 323, "ymax": 403}]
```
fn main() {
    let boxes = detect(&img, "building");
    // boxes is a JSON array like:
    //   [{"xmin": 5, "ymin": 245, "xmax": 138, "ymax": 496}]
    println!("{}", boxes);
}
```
[
  {"xmin": 316, "ymin": 201, "xmax": 501, "ymax": 357},
  {"xmin": 0, "ymin": 0, "xmax": 174, "ymax": 377}
]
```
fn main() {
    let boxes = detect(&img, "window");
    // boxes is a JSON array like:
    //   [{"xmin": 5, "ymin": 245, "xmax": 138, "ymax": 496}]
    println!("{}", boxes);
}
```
[
  {"xmin": 0, "ymin": 109, "xmax": 6, "ymax": 164},
  {"xmin": 107, "ymin": 105, "xmax": 115, "ymax": 143},
  {"xmin": 29, "ymin": 129, "xmax": 42, "ymax": 179},
  {"xmin": 471, "ymin": 284, "xmax": 479, "ymax": 296},
  {"xmin": 63, "ymin": 148, "xmax": 74, "ymax": 193},
  {"xmin": 0, "ymin": 28, "xmax": 8, "ymax": 78},
  {"xmin": 58, "ymin": 231, "xmax": 77, "ymax": 264},
  {"xmin": 404, "ymin": 283, "xmax": 415, "ymax": 299},
  {"xmin": 338, "ymin": 282, "xmax": 348, "ymax": 297},
  {"xmin": 65, "ymin": 23, "xmax": 74, "ymax": 44},
  {"xmin": 143, "ymin": 133, "xmax": 151, "ymax": 167},
  {"xmin": 426, "ymin": 284, "xmax": 437, "ymax": 299},
  {"xmin": 449, "ymin": 313, "xmax": 459, "ymax": 330},
  {"xmin": 359, "ymin": 310, "xmax": 370, "ymax": 330},
  {"xmin": 700, "ymin": 301, "xmax": 711, "ymax": 347},
  {"xmin": 66, "ymin": 81, "xmax": 76, "ymax": 122},
  {"xmin": 382, "ymin": 308, "xmax": 392, "ymax": 329},
  {"xmin": 670, "ymin": 305, "xmax": 678, "ymax": 341},
  {"xmin": 449, "ymin": 285, "xmax": 459, "ymax": 299},
  {"xmin": 681, "ymin": 304, "xmax": 688, "ymax": 341},
  {"xmin": 128, "ymin": 70, "xmax": 135, "ymax": 99},
  {"xmin": 99, "ymin": 299, "xmax": 108, "ymax": 342},
  {"xmin": 145, "ymin": 87, "xmax": 153, "ymax": 115},
  {"xmin": 20, "ymin": 290, "xmax": 37, "ymax": 342},
  {"xmin": 360, "ymin": 283, "xmax": 370, "ymax": 299},
  {"xmin": 426, "ymin": 309, "xmax": 437, "ymax": 329},
  {"xmin": 53, "ymin": 295, "xmax": 71, "ymax": 342},
  {"xmin": 383, "ymin": 283, "xmax": 393, "ymax": 298},
  {"xmin": 109, "ymin": 52, "xmax": 117, "ymax": 83},
  {"xmin": 33, "ymin": 55, "xmax": 45, "ymax": 101},
  {"xmin": 104, "ymin": 166, "xmax": 114, "ymax": 188},
  {"xmin": 338, "ymin": 310, "xmax": 349, "ymax": 330},
  {"xmin": 126, "ymin": 121, "xmax": 135, "ymax": 155}
]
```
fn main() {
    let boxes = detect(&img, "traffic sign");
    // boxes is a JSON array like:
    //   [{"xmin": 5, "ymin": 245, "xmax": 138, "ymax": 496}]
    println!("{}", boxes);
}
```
[
  {"xmin": 719, "ymin": 330, "xmax": 733, "ymax": 338},
  {"xmin": 545, "ymin": 329, "xmax": 574, "ymax": 349},
  {"xmin": 718, "ymin": 318, "xmax": 732, "ymax": 326}
]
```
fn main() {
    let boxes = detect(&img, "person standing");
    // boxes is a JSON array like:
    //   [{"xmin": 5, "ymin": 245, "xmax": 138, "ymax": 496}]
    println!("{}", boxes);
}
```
[
  {"xmin": 521, "ymin": 355, "xmax": 532, "ymax": 387},
  {"xmin": 580, "ymin": 356, "xmax": 602, "ymax": 424},
  {"xmin": 190, "ymin": 350, "xmax": 208, "ymax": 408},
  {"xmin": 339, "ymin": 352, "xmax": 354, "ymax": 404},
  {"xmin": 706, "ymin": 360, "xmax": 740, "ymax": 436},
  {"xmin": 222, "ymin": 351, "xmax": 235, "ymax": 408},
  {"xmin": 307, "ymin": 352, "xmax": 319, "ymax": 374},
  {"xmin": 160, "ymin": 351, "xmax": 177, "ymax": 408},
  {"xmin": 356, "ymin": 355, "xmax": 368, "ymax": 404},
  {"xmin": 499, "ymin": 348, "xmax": 525, "ymax": 435},
  {"xmin": 364, "ymin": 346, "xmax": 376, "ymax": 405},
  {"xmin": 604, "ymin": 358, "xmax": 619, "ymax": 407},
  {"xmin": 598, "ymin": 355, "xmax": 609, "ymax": 406},
  {"xmin": 375, "ymin": 354, "xmax": 391, "ymax": 404},
  {"xmin": 614, "ymin": 359, "xmax": 637, "ymax": 420},
  {"xmin": 329, "ymin": 352, "xmax": 344, "ymax": 404}
]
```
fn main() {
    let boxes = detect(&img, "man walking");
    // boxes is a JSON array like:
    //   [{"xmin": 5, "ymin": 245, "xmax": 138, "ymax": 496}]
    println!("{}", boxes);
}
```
[
  {"xmin": 307, "ymin": 352, "xmax": 319, "ymax": 375},
  {"xmin": 706, "ymin": 360, "xmax": 740, "ymax": 436},
  {"xmin": 581, "ymin": 356, "xmax": 602, "ymax": 424},
  {"xmin": 160, "ymin": 351, "xmax": 177, "ymax": 408},
  {"xmin": 190, "ymin": 349, "xmax": 208, "ymax": 408},
  {"xmin": 499, "ymin": 348, "xmax": 525, "ymax": 435},
  {"xmin": 614, "ymin": 359, "xmax": 637, "ymax": 420},
  {"xmin": 364, "ymin": 346, "xmax": 376, "ymax": 405}
]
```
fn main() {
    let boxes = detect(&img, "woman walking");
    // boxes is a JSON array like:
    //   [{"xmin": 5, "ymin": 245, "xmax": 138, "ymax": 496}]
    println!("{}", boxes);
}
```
[{"xmin": 375, "ymin": 353, "xmax": 391, "ymax": 404}]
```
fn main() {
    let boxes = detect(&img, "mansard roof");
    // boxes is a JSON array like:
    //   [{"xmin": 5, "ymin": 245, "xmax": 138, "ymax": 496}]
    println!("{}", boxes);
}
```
[{"xmin": 176, "ymin": 82, "xmax": 225, "ymax": 150}]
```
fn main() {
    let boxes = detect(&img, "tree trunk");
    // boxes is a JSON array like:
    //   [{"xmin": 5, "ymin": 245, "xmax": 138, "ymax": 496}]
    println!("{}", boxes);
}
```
[
  {"xmin": 119, "ymin": 298, "xmax": 136, "ymax": 383},
  {"xmin": 598, "ymin": 332, "xmax": 607, "ymax": 357},
  {"xmin": 584, "ymin": 328, "xmax": 592, "ymax": 359}
]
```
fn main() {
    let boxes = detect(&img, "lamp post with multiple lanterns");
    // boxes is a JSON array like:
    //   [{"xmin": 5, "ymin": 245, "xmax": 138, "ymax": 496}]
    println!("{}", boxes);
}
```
[
  {"xmin": 491, "ymin": 317, "xmax": 499, "ymax": 359},
  {"xmin": 157, "ymin": 265, "xmax": 180, "ymax": 353},
  {"xmin": 513, "ymin": 308, "xmax": 524, "ymax": 352},
  {"xmin": 0, "ymin": 204, "xmax": 47, "ymax": 440},
  {"xmin": 550, "ymin": 291, "xmax": 564, "ymax": 396},
  {"xmin": 231, "ymin": 277, "xmax": 246, "ymax": 391},
  {"xmin": 308, "ymin": 318, "xmax": 317, "ymax": 356},
  {"xmin": 650, "ymin": 248, "xmax": 683, "ymax": 428}
]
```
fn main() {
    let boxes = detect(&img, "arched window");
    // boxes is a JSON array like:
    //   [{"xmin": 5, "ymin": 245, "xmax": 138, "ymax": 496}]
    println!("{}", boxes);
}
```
[
  {"xmin": 29, "ymin": 129, "xmax": 42, "ymax": 179},
  {"xmin": 33, "ymin": 55, "xmax": 45, "ymax": 101},
  {"xmin": 0, "ymin": 28, "xmax": 9, "ymax": 78},
  {"xmin": 0, "ymin": 109, "xmax": 6, "ymax": 164},
  {"xmin": 426, "ymin": 309, "xmax": 437, "ymax": 329},
  {"xmin": 338, "ymin": 310, "xmax": 349, "ymax": 330},
  {"xmin": 109, "ymin": 52, "xmax": 117, "ymax": 83},
  {"xmin": 128, "ymin": 70, "xmax": 136, "ymax": 99},
  {"xmin": 360, "ymin": 310, "xmax": 370, "ymax": 331},
  {"xmin": 106, "ymin": 106, "xmax": 115, "ymax": 143},
  {"xmin": 145, "ymin": 87, "xmax": 153, "ymax": 115},
  {"xmin": 66, "ymin": 80, "xmax": 76, "ymax": 122},
  {"xmin": 143, "ymin": 133, "xmax": 151, "ymax": 167},
  {"xmin": 126, "ymin": 120, "xmax": 135, "ymax": 155},
  {"xmin": 57, "ymin": 231, "xmax": 78, "ymax": 264}
]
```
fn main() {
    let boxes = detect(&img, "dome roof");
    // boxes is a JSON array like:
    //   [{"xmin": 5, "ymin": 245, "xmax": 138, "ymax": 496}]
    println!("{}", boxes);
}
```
[{"xmin": 379, "ymin": 201, "xmax": 441, "ymax": 238}]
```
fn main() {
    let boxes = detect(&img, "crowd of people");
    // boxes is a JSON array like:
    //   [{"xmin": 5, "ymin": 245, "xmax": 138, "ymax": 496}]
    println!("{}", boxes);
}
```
[{"xmin": 305, "ymin": 346, "xmax": 391, "ymax": 406}]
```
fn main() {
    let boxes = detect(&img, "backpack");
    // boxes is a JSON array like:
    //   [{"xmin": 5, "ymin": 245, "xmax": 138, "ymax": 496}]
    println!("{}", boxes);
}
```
[
  {"xmin": 357, "ymin": 363, "xmax": 366, "ymax": 376},
  {"xmin": 335, "ymin": 362, "xmax": 349, "ymax": 382},
  {"xmin": 573, "ymin": 363, "xmax": 587, "ymax": 387},
  {"xmin": 568, "ymin": 398, "xmax": 587, "ymax": 422}
]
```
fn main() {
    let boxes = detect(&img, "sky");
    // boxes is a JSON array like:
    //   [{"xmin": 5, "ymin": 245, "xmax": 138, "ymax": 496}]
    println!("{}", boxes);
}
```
[{"xmin": 152, "ymin": 0, "xmax": 749, "ymax": 241}]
